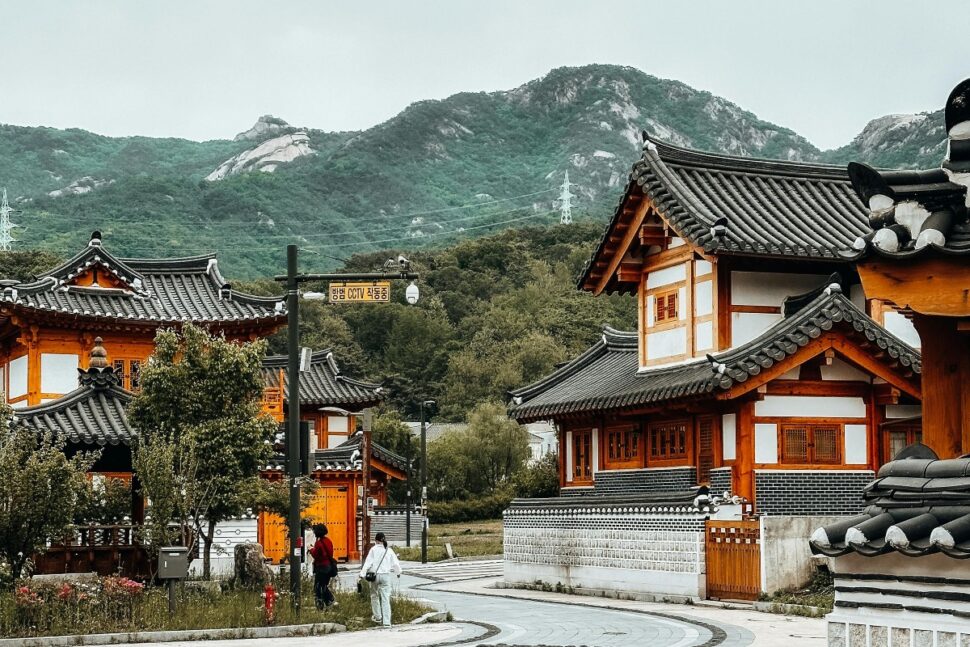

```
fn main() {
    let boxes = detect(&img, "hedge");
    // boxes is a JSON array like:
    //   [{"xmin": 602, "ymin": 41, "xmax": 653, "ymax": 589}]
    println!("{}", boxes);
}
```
[{"xmin": 427, "ymin": 490, "xmax": 514, "ymax": 523}]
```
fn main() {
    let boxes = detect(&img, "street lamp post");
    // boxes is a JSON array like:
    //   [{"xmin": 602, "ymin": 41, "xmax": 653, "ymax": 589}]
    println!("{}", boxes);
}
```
[
  {"xmin": 419, "ymin": 399, "xmax": 435, "ymax": 563},
  {"xmin": 277, "ymin": 245, "xmax": 419, "ymax": 612},
  {"xmin": 405, "ymin": 435, "xmax": 412, "ymax": 547}
]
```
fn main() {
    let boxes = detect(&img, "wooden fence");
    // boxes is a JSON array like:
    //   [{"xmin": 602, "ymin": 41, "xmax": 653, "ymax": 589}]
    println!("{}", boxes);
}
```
[{"xmin": 705, "ymin": 519, "xmax": 761, "ymax": 600}]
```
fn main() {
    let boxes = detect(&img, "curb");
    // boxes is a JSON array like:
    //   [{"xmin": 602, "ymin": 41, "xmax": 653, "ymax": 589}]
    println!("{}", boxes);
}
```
[
  {"xmin": 410, "ymin": 610, "xmax": 450, "ymax": 624},
  {"xmin": 0, "ymin": 622, "xmax": 345, "ymax": 647},
  {"xmin": 753, "ymin": 601, "xmax": 826, "ymax": 617}
]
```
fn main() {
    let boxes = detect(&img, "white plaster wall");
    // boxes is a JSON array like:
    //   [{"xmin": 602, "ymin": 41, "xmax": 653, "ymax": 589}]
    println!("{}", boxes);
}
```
[
  {"xmin": 731, "ymin": 312, "xmax": 782, "ymax": 346},
  {"xmin": 694, "ymin": 260, "xmax": 713, "ymax": 276},
  {"xmin": 886, "ymin": 404, "xmax": 921, "ymax": 419},
  {"xmin": 503, "ymin": 562, "xmax": 704, "ymax": 599},
  {"xmin": 188, "ymin": 518, "xmax": 259, "ymax": 577},
  {"xmin": 721, "ymin": 414, "xmax": 736, "ymax": 461},
  {"xmin": 884, "ymin": 310, "xmax": 921, "ymax": 349},
  {"xmin": 754, "ymin": 424, "xmax": 778, "ymax": 464},
  {"xmin": 755, "ymin": 395, "xmax": 866, "ymax": 418},
  {"xmin": 668, "ymin": 237, "xmax": 686, "ymax": 248},
  {"xmin": 731, "ymin": 271, "xmax": 829, "ymax": 307},
  {"xmin": 646, "ymin": 327, "xmax": 686, "ymax": 360},
  {"xmin": 41, "ymin": 353, "xmax": 79, "ymax": 394},
  {"xmin": 591, "ymin": 428, "xmax": 600, "ymax": 475},
  {"xmin": 694, "ymin": 281, "xmax": 713, "ymax": 316},
  {"xmin": 646, "ymin": 295, "xmax": 654, "ymax": 326},
  {"xmin": 9, "ymin": 355, "xmax": 27, "ymax": 399},
  {"xmin": 678, "ymin": 286, "xmax": 687, "ymax": 319},
  {"xmin": 327, "ymin": 415, "xmax": 349, "ymax": 433},
  {"xmin": 565, "ymin": 431, "xmax": 574, "ymax": 482},
  {"xmin": 646, "ymin": 263, "xmax": 686, "ymax": 289},
  {"xmin": 761, "ymin": 516, "xmax": 847, "ymax": 593},
  {"xmin": 820, "ymin": 358, "xmax": 870, "ymax": 382},
  {"xmin": 844, "ymin": 424, "xmax": 868, "ymax": 464},
  {"xmin": 695, "ymin": 321, "xmax": 713, "ymax": 351}
]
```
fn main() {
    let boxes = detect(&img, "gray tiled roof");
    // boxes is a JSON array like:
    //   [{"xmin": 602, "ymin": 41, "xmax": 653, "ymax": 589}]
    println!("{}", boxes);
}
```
[
  {"xmin": 264, "ymin": 431, "xmax": 406, "ymax": 474},
  {"xmin": 2, "ymin": 236, "xmax": 285, "ymax": 325},
  {"xmin": 508, "ymin": 281, "xmax": 920, "ymax": 422},
  {"xmin": 262, "ymin": 350, "xmax": 383, "ymax": 408},
  {"xmin": 810, "ymin": 447, "xmax": 970, "ymax": 559},
  {"xmin": 579, "ymin": 137, "xmax": 870, "ymax": 291},
  {"xmin": 14, "ymin": 369, "xmax": 135, "ymax": 446}
]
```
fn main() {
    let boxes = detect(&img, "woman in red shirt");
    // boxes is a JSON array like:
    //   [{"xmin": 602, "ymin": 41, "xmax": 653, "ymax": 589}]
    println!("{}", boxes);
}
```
[{"xmin": 308, "ymin": 524, "xmax": 336, "ymax": 608}]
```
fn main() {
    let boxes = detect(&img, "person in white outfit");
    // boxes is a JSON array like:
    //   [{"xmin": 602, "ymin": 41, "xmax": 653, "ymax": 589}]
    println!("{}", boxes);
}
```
[{"xmin": 358, "ymin": 532, "xmax": 402, "ymax": 626}]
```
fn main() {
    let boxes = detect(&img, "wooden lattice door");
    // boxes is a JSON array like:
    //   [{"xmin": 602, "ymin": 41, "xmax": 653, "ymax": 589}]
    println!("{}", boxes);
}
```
[{"xmin": 705, "ymin": 519, "xmax": 761, "ymax": 600}]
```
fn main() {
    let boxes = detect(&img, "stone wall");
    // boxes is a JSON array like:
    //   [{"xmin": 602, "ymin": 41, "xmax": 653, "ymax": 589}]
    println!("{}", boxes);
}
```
[
  {"xmin": 503, "ymin": 495, "xmax": 708, "ymax": 599},
  {"xmin": 754, "ymin": 470, "xmax": 874, "ymax": 516},
  {"xmin": 760, "ymin": 515, "xmax": 845, "ymax": 593},
  {"xmin": 828, "ymin": 553, "xmax": 970, "ymax": 647},
  {"xmin": 592, "ymin": 467, "xmax": 697, "ymax": 494},
  {"xmin": 709, "ymin": 467, "xmax": 732, "ymax": 496},
  {"xmin": 371, "ymin": 507, "xmax": 426, "ymax": 545}
]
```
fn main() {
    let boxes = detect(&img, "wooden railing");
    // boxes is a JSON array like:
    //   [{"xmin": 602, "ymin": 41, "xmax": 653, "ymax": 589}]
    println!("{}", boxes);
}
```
[{"xmin": 34, "ymin": 524, "xmax": 151, "ymax": 578}]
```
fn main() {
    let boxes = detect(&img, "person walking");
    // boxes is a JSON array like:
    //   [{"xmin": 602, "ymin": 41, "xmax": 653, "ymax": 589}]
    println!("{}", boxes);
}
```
[
  {"xmin": 358, "ymin": 532, "xmax": 401, "ymax": 626},
  {"xmin": 308, "ymin": 524, "xmax": 336, "ymax": 609}
]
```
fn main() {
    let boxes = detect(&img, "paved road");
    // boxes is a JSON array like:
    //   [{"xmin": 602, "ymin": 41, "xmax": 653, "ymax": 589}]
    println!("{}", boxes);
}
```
[{"xmin": 402, "ymin": 559, "xmax": 504, "ymax": 581}]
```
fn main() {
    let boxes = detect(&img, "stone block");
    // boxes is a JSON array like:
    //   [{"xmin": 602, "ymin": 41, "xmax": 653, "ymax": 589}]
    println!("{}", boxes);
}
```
[
  {"xmin": 849, "ymin": 623, "xmax": 867, "ymax": 647},
  {"xmin": 891, "ymin": 627, "xmax": 910, "ymax": 647},
  {"xmin": 914, "ymin": 630, "xmax": 933, "ymax": 647},
  {"xmin": 869, "ymin": 625, "xmax": 888, "ymax": 647},
  {"xmin": 937, "ymin": 632, "xmax": 956, "ymax": 647},
  {"xmin": 828, "ymin": 621, "xmax": 847, "ymax": 647},
  {"xmin": 233, "ymin": 542, "xmax": 273, "ymax": 589}
]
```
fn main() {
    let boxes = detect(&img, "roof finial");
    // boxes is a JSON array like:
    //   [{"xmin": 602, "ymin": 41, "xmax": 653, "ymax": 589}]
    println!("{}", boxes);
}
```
[
  {"xmin": 89, "ymin": 231, "xmax": 102, "ymax": 247},
  {"xmin": 89, "ymin": 336, "xmax": 108, "ymax": 369}
]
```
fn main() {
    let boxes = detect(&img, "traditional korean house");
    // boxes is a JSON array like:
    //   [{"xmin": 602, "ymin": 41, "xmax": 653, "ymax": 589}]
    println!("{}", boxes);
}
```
[
  {"xmin": 259, "ymin": 350, "xmax": 407, "ymax": 562},
  {"xmin": 509, "ymin": 139, "xmax": 923, "ymax": 517}
]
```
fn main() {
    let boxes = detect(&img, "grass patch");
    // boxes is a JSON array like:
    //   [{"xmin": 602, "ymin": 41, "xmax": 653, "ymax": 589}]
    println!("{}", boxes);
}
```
[
  {"xmin": 0, "ymin": 574, "xmax": 430, "ymax": 639},
  {"xmin": 395, "ymin": 519, "xmax": 503, "ymax": 562},
  {"xmin": 758, "ymin": 570, "xmax": 834, "ymax": 616}
]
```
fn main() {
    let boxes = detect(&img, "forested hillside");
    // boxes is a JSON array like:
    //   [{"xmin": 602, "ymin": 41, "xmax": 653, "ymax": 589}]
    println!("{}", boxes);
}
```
[{"xmin": 2, "ymin": 64, "xmax": 947, "ymax": 278}]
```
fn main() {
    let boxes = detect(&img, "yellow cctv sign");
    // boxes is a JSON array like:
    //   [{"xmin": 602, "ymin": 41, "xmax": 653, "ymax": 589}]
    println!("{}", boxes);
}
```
[{"xmin": 328, "ymin": 282, "xmax": 391, "ymax": 303}]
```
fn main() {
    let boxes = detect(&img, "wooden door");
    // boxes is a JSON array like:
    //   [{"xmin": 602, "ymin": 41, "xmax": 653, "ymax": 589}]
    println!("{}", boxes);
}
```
[
  {"xmin": 705, "ymin": 519, "xmax": 761, "ymax": 600},
  {"xmin": 257, "ymin": 511, "xmax": 287, "ymax": 564},
  {"xmin": 305, "ymin": 487, "xmax": 350, "ymax": 560}
]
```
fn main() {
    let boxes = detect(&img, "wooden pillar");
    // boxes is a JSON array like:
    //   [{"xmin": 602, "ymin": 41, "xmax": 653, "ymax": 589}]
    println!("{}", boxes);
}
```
[
  {"xmin": 735, "ymin": 401, "xmax": 755, "ymax": 506},
  {"xmin": 913, "ymin": 315, "xmax": 970, "ymax": 458}
]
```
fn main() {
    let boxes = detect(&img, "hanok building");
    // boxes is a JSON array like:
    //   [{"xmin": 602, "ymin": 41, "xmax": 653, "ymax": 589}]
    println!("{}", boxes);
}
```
[
  {"xmin": 6, "ymin": 234, "xmax": 404, "ymax": 572},
  {"xmin": 509, "ymin": 139, "xmax": 924, "ymax": 517}
]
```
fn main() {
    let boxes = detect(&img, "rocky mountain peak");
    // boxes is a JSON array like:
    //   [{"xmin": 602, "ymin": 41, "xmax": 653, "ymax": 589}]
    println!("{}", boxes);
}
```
[{"xmin": 233, "ymin": 115, "xmax": 292, "ymax": 142}]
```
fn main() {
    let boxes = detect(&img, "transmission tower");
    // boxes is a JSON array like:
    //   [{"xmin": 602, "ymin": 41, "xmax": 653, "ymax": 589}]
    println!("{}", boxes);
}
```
[
  {"xmin": 0, "ymin": 188, "xmax": 19, "ymax": 252},
  {"xmin": 558, "ymin": 171, "xmax": 575, "ymax": 225}
]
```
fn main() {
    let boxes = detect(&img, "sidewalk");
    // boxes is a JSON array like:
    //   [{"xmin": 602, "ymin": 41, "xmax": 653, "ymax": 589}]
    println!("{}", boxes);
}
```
[{"xmin": 422, "ymin": 576, "xmax": 827, "ymax": 647}]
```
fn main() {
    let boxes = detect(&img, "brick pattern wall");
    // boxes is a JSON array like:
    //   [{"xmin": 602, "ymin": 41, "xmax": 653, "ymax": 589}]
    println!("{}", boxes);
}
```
[
  {"xmin": 504, "ymin": 505, "xmax": 706, "ymax": 575},
  {"xmin": 592, "ymin": 468, "xmax": 697, "ymax": 495},
  {"xmin": 559, "ymin": 486, "xmax": 595, "ymax": 497},
  {"xmin": 754, "ymin": 470, "xmax": 875, "ymax": 515},
  {"xmin": 709, "ymin": 467, "xmax": 732, "ymax": 497},
  {"xmin": 371, "ymin": 509, "xmax": 427, "ymax": 543}
]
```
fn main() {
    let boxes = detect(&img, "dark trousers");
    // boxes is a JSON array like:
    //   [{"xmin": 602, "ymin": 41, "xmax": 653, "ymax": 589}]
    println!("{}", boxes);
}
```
[{"xmin": 313, "ymin": 566, "xmax": 335, "ymax": 608}]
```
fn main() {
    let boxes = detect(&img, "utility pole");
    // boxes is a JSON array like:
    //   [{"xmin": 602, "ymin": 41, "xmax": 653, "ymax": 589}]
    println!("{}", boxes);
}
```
[
  {"xmin": 420, "ymin": 399, "xmax": 435, "ymax": 563},
  {"xmin": 0, "ymin": 188, "xmax": 20, "ymax": 252},
  {"xmin": 361, "ymin": 408, "xmax": 373, "ymax": 557},
  {"xmin": 405, "ymin": 435, "xmax": 412, "ymax": 547},
  {"xmin": 558, "ymin": 172, "xmax": 574, "ymax": 225},
  {"xmin": 285, "ymin": 244, "xmax": 302, "ymax": 612}
]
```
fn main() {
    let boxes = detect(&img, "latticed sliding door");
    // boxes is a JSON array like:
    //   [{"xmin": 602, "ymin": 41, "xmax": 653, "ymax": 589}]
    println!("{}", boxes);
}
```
[{"xmin": 697, "ymin": 416, "xmax": 715, "ymax": 485}]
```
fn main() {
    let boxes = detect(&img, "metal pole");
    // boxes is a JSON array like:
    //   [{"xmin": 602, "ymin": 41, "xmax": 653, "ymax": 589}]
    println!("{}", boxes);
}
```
[
  {"xmin": 420, "ymin": 402, "xmax": 428, "ymax": 564},
  {"xmin": 405, "ymin": 436, "xmax": 412, "ymax": 547},
  {"xmin": 286, "ymin": 244, "xmax": 302, "ymax": 613},
  {"xmin": 361, "ymin": 408, "xmax": 373, "ymax": 557}
]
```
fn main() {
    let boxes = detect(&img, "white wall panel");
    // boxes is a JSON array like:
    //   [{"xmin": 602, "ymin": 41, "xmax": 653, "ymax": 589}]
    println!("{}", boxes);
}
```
[
  {"xmin": 820, "ymin": 358, "xmax": 871, "ymax": 382},
  {"xmin": 646, "ymin": 327, "xmax": 687, "ymax": 360},
  {"xmin": 755, "ymin": 424, "xmax": 778, "ymax": 464},
  {"xmin": 327, "ymin": 415, "xmax": 349, "ymax": 434},
  {"xmin": 694, "ymin": 281, "xmax": 713, "ymax": 316},
  {"xmin": 668, "ymin": 237, "xmax": 686, "ymax": 248},
  {"xmin": 886, "ymin": 404, "xmax": 921, "ymax": 419},
  {"xmin": 9, "ymin": 355, "xmax": 27, "ymax": 398},
  {"xmin": 721, "ymin": 414, "xmax": 737, "ymax": 461},
  {"xmin": 678, "ymin": 286, "xmax": 687, "ymax": 319},
  {"xmin": 591, "ymin": 428, "xmax": 599, "ymax": 475},
  {"xmin": 646, "ymin": 295, "xmax": 654, "ymax": 326},
  {"xmin": 731, "ymin": 312, "xmax": 782, "ymax": 346},
  {"xmin": 695, "ymin": 260, "xmax": 713, "ymax": 276},
  {"xmin": 731, "ymin": 271, "xmax": 829, "ymax": 307},
  {"xmin": 646, "ymin": 263, "xmax": 686, "ymax": 289},
  {"xmin": 565, "ymin": 431, "xmax": 573, "ymax": 482},
  {"xmin": 41, "ymin": 353, "xmax": 79, "ymax": 394},
  {"xmin": 884, "ymin": 310, "xmax": 921, "ymax": 349},
  {"xmin": 844, "ymin": 424, "xmax": 868, "ymax": 464},
  {"xmin": 755, "ymin": 395, "xmax": 866, "ymax": 418},
  {"xmin": 695, "ymin": 321, "xmax": 713, "ymax": 351}
]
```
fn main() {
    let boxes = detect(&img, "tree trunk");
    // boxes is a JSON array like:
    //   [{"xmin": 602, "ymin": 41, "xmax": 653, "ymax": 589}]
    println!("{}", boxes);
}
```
[{"xmin": 202, "ymin": 518, "xmax": 216, "ymax": 580}]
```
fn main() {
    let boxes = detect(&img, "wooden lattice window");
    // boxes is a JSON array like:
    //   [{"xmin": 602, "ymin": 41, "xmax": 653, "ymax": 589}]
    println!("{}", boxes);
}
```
[
  {"xmin": 112, "ymin": 359, "xmax": 141, "ymax": 392},
  {"xmin": 885, "ymin": 423, "xmax": 922, "ymax": 463},
  {"xmin": 648, "ymin": 420, "xmax": 689, "ymax": 461},
  {"xmin": 606, "ymin": 426, "xmax": 640, "ymax": 466},
  {"xmin": 572, "ymin": 430, "xmax": 592, "ymax": 483},
  {"xmin": 654, "ymin": 289, "xmax": 679, "ymax": 323},
  {"xmin": 780, "ymin": 424, "xmax": 841, "ymax": 464},
  {"xmin": 697, "ymin": 416, "xmax": 715, "ymax": 484}
]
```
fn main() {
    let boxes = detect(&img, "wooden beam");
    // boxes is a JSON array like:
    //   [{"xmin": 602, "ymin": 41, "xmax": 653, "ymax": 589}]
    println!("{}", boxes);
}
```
[
  {"xmin": 766, "ymin": 380, "xmax": 870, "ymax": 398},
  {"xmin": 641, "ymin": 244, "xmax": 692, "ymax": 274},
  {"xmin": 592, "ymin": 200, "xmax": 652, "ymax": 296},
  {"xmin": 617, "ymin": 262, "xmax": 643, "ymax": 283},
  {"xmin": 858, "ymin": 258, "xmax": 970, "ymax": 317}
]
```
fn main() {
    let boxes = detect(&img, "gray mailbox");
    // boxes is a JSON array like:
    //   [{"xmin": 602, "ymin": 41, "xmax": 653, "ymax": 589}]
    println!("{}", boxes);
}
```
[{"xmin": 158, "ymin": 546, "xmax": 189, "ymax": 580}]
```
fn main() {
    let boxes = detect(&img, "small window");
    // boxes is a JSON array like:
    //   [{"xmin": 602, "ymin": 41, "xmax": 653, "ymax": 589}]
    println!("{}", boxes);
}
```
[
  {"xmin": 654, "ymin": 290, "xmax": 679, "ymax": 323},
  {"xmin": 885, "ymin": 423, "xmax": 922, "ymax": 463},
  {"xmin": 780, "ymin": 424, "xmax": 841, "ymax": 464},
  {"xmin": 648, "ymin": 420, "xmax": 689, "ymax": 461},
  {"xmin": 606, "ymin": 426, "xmax": 640, "ymax": 466},
  {"xmin": 112, "ymin": 358, "xmax": 142, "ymax": 392}
]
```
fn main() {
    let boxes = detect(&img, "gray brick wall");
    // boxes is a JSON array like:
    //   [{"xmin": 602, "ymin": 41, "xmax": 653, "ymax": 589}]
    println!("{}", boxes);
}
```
[
  {"xmin": 754, "ymin": 470, "xmax": 875, "ymax": 516},
  {"xmin": 709, "ymin": 467, "xmax": 732, "ymax": 497},
  {"xmin": 371, "ymin": 510, "xmax": 426, "ymax": 542},
  {"xmin": 592, "ymin": 467, "xmax": 697, "ymax": 495}
]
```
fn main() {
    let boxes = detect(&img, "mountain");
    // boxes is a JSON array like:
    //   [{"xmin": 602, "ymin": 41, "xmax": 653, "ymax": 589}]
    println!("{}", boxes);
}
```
[{"xmin": 0, "ymin": 64, "xmax": 948, "ymax": 277}]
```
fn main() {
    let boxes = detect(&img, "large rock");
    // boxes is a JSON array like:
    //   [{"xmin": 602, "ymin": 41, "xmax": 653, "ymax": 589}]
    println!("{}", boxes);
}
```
[
  {"xmin": 234, "ymin": 115, "xmax": 291, "ymax": 142},
  {"xmin": 233, "ymin": 543, "xmax": 273, "ymax": 589},
  {"xmin": 205, "ymin": 132, "xmax": 314, "ymax": 181}
]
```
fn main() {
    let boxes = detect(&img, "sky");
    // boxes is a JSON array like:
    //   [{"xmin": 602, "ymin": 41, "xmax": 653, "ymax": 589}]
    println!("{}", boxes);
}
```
[{"xmin": 1, "ymin": 1, "xmax": 967, "ymax": 150}]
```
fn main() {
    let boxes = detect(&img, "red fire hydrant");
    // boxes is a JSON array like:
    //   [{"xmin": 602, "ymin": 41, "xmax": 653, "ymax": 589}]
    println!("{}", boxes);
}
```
[{"xmin": 263, "ymin": 583, "xmax": 277, "ymax": 624}]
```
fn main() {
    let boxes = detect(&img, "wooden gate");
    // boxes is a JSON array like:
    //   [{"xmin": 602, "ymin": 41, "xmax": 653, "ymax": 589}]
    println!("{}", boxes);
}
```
[
  {"xmin": 258, "ymin": 486, "xmax": 351, "ymax": 563},
  {"xmin": 705, "ymin": 519, "xmax": 761, "ymax": 600}
]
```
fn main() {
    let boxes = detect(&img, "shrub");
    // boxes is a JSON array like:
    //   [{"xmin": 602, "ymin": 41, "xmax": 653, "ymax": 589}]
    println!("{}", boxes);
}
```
[{"xmin": 427, "ymin": 488, "xmax": 514, "ymax": 523}]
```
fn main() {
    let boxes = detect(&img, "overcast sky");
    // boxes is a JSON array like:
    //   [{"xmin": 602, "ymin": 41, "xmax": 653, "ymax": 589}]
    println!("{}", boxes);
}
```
[{"xmin": 2, "ymin": 1, "xmax": 967, "ymax": 150}]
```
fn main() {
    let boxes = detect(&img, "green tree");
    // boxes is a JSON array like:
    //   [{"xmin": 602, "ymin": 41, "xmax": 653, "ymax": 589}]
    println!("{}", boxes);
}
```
[
  {"xmin": 0, "ymin": 425, "xmax": 96, "ymax": 580},
  {"xmin": 0, "ymin": 250, "xmax": 63, "ymax": 282},
  {"xmin": 464, "ymin": 402, "xmax": 531, "ymax": 490},
  {"xmin": 513, "ymin": 452, "xmax": 560, "ymax": 498},
  {"xmin": 74, "ymin": 476, "xmax": 131, "ymax": 525},
  {"xmin": 128, "ymin": 324, "xmax": 277, "ymax": 578}
]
